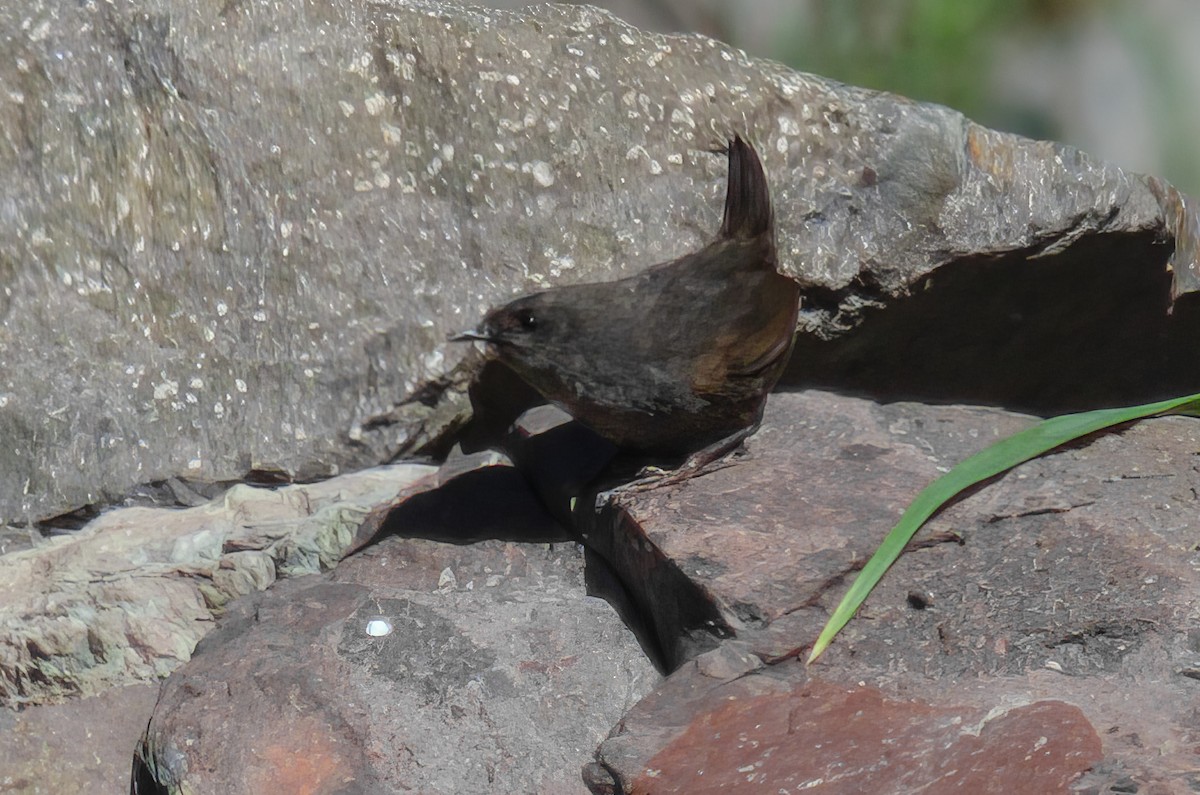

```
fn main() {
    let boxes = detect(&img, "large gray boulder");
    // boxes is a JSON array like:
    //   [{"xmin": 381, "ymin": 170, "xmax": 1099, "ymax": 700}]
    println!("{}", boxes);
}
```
[{"xmin": 3, "ymin": 0, "xmax": 1196, "ymax": 534}]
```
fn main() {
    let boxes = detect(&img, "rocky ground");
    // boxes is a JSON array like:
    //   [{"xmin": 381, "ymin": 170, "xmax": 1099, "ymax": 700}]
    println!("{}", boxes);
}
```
[{"xmin": 3, "ymin": 0, "xmax": 1199, "ymax": 793}]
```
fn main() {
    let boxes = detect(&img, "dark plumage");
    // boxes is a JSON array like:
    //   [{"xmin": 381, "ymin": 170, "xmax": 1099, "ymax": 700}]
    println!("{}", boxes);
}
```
[{"xmin": 454, "ymin": 136, "xmax": 800, "ymax": 459}]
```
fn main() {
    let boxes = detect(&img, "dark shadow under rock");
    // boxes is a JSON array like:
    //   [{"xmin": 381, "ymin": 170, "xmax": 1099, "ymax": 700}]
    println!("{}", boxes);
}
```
[
  {"xmin": 788, "ymin": 231, "xmax": 1200, "ymax": 414},
  {"xmin": 359, "ymin": 463, "xmax": 570, "ymax": 545}
]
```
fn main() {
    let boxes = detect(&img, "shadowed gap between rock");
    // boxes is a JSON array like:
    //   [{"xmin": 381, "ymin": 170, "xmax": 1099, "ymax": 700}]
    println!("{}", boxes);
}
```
[
  {"xmin": 350, "ymin": 409, "xmax": 683, "ymax": 673},
  {"xmin": 785, "ymin": 230, "xmax": 1198, "ymax": 414}
]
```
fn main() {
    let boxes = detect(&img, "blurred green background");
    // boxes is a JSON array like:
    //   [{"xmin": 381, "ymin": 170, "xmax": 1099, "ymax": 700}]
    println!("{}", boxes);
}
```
[{"xmin": 483, "ymin": 0, "xmax": 1200, "ymax": 195}]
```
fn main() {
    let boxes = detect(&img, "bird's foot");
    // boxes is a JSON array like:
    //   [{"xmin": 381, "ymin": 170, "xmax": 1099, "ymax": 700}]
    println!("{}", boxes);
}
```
[{"xmin": 624, "ymin": 425, "xmax": 757, "ymax": 493}]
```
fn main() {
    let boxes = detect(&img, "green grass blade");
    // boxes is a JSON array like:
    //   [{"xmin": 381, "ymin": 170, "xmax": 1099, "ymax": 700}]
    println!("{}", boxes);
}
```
[{"xmin": 807, "ymin": 393, "xmax": 1200, "ymax": 663}]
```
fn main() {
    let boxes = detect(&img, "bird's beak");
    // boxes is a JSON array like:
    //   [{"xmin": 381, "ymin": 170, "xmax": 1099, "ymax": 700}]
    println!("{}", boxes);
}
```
[{"xmin": 448, "ymin": 327, "xmax": 491, "ymax": 343}]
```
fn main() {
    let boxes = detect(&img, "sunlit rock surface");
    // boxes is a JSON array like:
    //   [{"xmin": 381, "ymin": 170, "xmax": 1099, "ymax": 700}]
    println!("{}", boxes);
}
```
[{"xmin": 3, "ymin": 0, "xmax": 1196, "ymax": 532}]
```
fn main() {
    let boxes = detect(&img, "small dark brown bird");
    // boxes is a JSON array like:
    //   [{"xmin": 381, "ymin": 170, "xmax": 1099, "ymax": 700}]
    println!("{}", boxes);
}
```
[{"xmin": 453, "ymin": 136, "xmax": 800, "ymax": 468}]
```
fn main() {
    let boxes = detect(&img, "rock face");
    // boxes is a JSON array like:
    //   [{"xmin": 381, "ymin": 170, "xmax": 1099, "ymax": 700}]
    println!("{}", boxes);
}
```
[
  {"xmin": 585, "ymin": 391, "xmax": 1200, "ymax": 793},
  {"xmin": 0, "ymin": 683, "xmax": 161, "ymax": 795},
  {"xmin": 3, "ymin": 0, "xmax": 1197, "ymax": 534},
  {"xmin": 0, "ymin": 463, "xmax": 436, "ymax": 707},
  {"xmin": 134, "ymin": 537, "xmax": 658, "ymax": 794},
  {"xmin": 123, "ymin": 391, "xmax": 1200, "ymax": 793},
  {"xmin": 6, "ymin": 0, "xmax": 1200, "ymax": 792}
]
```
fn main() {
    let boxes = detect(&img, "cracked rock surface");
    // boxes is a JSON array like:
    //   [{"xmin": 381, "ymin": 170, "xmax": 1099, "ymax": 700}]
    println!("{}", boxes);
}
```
[{"xmin": 0, "ymin": 463, "xmax": 436, "ymax": 707}]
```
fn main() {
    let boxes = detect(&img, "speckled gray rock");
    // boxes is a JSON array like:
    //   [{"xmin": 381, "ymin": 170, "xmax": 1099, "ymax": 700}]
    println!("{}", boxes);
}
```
[{"xmin": 2, "ymin": 0, "xmax": 1195, "ymax": 531}]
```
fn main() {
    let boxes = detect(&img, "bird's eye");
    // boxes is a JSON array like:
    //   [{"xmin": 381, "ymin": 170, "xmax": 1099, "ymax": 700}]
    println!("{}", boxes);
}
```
[{"xmin": 516, "ymin": 309, "xmax": 538, "ymax": 330}]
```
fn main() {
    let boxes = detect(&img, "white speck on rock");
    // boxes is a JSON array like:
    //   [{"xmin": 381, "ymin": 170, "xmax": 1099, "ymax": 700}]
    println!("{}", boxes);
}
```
[
  {"xmin": 530, "ymin": 160, "xmax": 555, "ymax": 187},
  {"xmin": 153, "ymin": 379, "xmax": 178, "ymax": 400},
  {"xmin": 29, "ymin": 19, "xmax": 51, "ymax": 42},
  {"xmin": 338, "ymin": 100, "xmax": 355, "ymax": 117},
  {"xmin": 670, "ymin": 107, "xmax": 694, "ymax": 128},
  {"xmin": 381, "ymin": 122, "xmax": 402, "ymax": 145},
  {"xmin": 364, "ymin": 92, "xmax": 387, "ymax": 116},
  {"xmin": 423, "ymin": 349, "xmax": 445, "ymax": 371},
  {"xmin": 365, "ymin": 619, "xmax": 393, "ymax": 637},
  {"xmin": 548, "ymin": 255, "xmax": 575, "ymax": 277}
]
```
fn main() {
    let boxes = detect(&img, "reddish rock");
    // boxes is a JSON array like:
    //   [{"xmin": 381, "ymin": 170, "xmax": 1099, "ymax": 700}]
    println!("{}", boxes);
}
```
[
  {"xmin": 586, "ymin": 390, "xmax": 1200, "ymax": 792},
  {"xmin": 623, "ymin": 673, "xmax": 1101, "ymax": 794},
  {"xmin": 0, "ymin": 683, "xmax": 159, "ymax": 793},
  {"xmin": 135, "ymin": 536, "xmax": 658, "ymax": 793}
]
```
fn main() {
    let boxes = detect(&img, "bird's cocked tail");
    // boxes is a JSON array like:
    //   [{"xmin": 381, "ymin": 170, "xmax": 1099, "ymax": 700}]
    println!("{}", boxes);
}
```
[{"xmin": 718, "ymin": 135, "xmax": 773, "ymax": 240}]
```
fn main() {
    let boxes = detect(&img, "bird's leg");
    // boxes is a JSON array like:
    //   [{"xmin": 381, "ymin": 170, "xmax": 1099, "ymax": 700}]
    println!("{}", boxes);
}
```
[{"xmin": 627, "ymin": 424, "xmax": 759, "ymax": 492}]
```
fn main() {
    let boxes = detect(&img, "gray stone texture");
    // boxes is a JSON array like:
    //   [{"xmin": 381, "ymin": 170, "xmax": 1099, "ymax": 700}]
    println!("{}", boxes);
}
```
[
  {"xmin": 3, "ymin": 0, "xmax": 1195, "ymax": 532},
  {"xmin": 4, "ymin": 0, "xmax": 1200, "ymax": 792}
]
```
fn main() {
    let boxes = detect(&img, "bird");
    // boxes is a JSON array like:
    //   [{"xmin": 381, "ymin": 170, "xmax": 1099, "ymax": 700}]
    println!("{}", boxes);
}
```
[{"xmin": 452, "ymin": 135, "xmax": 800, "ymax": 476}]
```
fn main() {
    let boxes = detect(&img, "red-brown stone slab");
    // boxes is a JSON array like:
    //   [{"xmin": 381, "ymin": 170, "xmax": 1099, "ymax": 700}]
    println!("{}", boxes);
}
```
[
  {"xmin": 585, "ymin": 390, "xmax": 1200, "ymax": 792},
  {"xmin": 631, "ymin": 676, "xmax": 1101, "ymax": 794},
  {"xmin": 136, "ymin": 536, "xmax": 657, "ymax": 793},
  {"xmin": 0, "ymin": 683, "xmax": 159, "ymax": 793}
]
